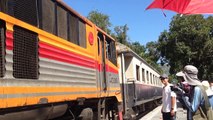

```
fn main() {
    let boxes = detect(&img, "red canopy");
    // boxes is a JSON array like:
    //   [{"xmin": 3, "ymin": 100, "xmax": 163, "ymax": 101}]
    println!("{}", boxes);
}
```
[{"xmin": 146, "ymin": 0, "xmax": 213, "ymax": 15}]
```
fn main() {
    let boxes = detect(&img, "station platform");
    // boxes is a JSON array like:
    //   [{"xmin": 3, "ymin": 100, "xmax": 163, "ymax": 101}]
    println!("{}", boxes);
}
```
[{"xmin": 140, "ymin": 102, "xmax": 187, "ymax": 120}]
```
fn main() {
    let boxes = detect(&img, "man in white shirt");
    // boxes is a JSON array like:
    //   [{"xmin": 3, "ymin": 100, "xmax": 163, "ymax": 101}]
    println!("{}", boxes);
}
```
[{"xmin": 160, "ymin": 74, "xmax": 177, "ymax": 120}]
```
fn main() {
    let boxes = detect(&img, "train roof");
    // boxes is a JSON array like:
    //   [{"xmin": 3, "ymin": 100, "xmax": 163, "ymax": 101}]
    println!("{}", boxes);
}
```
[{"xmin": 116, "ymin": 42, "xmax": 160, "ymax": 74}]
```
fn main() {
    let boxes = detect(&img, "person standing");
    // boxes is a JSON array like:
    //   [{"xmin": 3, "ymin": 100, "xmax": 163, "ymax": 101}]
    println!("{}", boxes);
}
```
[
  {"xmin": 202, "ymin": 81, "xmax": 213, "ymax": 109},
  {"xmin": 209, "ymin": 80, "xmax": 213, "ymax": 109},
  {"xmin": 176, "ymin": 65, "xmax": 212, "ymax": 120},
  {"xmin": 210, "ymin": 82, "xmax": 213, "ymax": 91},
  {"xmin": 160, "ymin": 74, "xmax": 177, "ymax": 120}
]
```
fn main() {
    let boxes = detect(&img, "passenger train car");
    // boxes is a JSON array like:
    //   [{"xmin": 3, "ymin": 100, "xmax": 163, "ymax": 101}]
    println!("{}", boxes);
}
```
[
  {"xmin": 117, "ymin": 43, "xmax": 162, "ymax": 119},
  {"xmin": 0, "ymin": 0, "xmax": 121, "ymax": 120}
]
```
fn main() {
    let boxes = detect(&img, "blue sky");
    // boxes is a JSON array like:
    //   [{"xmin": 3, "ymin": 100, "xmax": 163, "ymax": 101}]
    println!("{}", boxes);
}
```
[{"xmin": 63, "ymin": 0, "xmax": 176, "ymax": 45}]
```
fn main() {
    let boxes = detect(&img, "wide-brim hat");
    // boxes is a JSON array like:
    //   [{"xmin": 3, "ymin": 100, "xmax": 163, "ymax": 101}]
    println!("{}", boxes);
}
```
[
  {"xmin": 176, "ymin": 65, "xmax": 202, "ymax": 86},
  {"xmin": 202, "ymin": 81, "xmax": 213, "ymax": 96}
]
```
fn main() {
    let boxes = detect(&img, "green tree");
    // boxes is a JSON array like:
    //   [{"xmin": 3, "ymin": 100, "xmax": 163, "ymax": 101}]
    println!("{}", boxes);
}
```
[
  {"xmin": 87, "ymin": 10, "xmax": 112, "ymax": 34},
  {"xmin": 128, "ymin": 41, "xmax": 163, "ymax": 73},
  {"xmin": 129, "ymin": 41, "xmax": 146, "ymax": 57},
  {"xmin": 87, "ymin": 10, "xmax": 164, "ymax": 74},
  {"xmin": 113, "ymin": 24, "xmax": 129, "ymax": 45},
  {"xmin": 158, "ymin": 15, "xmax": 213, "ymax": 79},
  {"xmin": 145, "ymin": 41, "xmax": 160, "ymax": 62},
  {"xmin": 145, "ymin": 41, "xmax": 163, "ymax": 73}
]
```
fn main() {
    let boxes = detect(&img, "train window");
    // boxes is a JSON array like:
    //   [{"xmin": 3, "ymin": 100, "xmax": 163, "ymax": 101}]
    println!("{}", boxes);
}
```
[
  {"xmin": 78, "ymin": 20, "xmax": 86, "ymax": 48},
  {"xmin": 142, "ymin": 68, "xmax": 145, "ymax": 82},
  {"xmin": 68, "ymin": 14, "xmax": 86, "ymax": 48},
  {"xmin": 13, "ymin": 26, "xmax": 38, "ymax": 79},
  {"xmin": 39, "ymin": 0, "xmax": 56, "ymax": 35},
  {"xmin": 136, "ymin": 65, "xmax": 140, "ymax": 81},
  {"xmin": 150, "ymin": 73, "xmax": 152, "ymax": 84},
  {"xmin": 0, "ymin": 0, "xmax": 7, "ymax": 13},
  {"xmin": 146, "ymin": 71, "xmax": 149, "ymax": 84},
  {"xmin": 97, "ymin": 37, "xmax": 100, "ymax": 55},
  {"xmin": 7, "ymin": 0, "xmax": 38, "ymax": 26},
  {"xmin": 106, "ymin": 37, "xmax": 117, "ymax": 66},
  {"xmin": 98, "ymin": 33, "xmax": 104, "ymax": 55},
  {"xmin": 112, "ymin": 41, "xmax": 117, "ymax": 65},
  {"xmin": 153, "ymin": 76, "xmax": 155, "ymax": 85},
  {"xmin": 0, "ymin": 20, "xmax": 5, "ymax": 77},
  {"xmin": 153, "ymin": 75, "xmax": 155, "ymax": 85},
  {"xmin": 68, "ymin": 13, "xmax": 78, "ymax": 45},
  {"xmin": 6, "ymin": 0, "xmax": 14, "ymax": 15},
  {"xmin": 57, "ymin": 4, "xmax": 68, "ymax": 40}
]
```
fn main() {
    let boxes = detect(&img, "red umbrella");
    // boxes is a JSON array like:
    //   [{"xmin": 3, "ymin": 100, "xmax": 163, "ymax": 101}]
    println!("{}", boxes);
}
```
[{"xmin": 146, "ymin": 0, "xmax": 213, "ymax": 15}]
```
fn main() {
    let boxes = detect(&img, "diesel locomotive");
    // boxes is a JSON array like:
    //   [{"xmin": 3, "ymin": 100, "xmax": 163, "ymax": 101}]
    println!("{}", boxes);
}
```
[{"xmin": 0, "ymin": 0, "xmax": 162, "ymax": 120}]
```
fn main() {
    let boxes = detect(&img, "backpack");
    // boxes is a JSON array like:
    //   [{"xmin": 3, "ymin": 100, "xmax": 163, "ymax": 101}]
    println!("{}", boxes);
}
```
[{"xmin": 193, "ymin": 85, "xmax": 213, "ymax": 120}]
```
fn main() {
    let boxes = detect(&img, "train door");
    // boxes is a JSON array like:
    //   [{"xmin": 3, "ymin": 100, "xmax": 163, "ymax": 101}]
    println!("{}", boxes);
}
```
[
  {"xmin": 97, "ymin": 32, "xmax": 107, "ymax": 92},
  {"xmin": 97, "ymin": 32, "xmax": 108, "ymax": 120}
]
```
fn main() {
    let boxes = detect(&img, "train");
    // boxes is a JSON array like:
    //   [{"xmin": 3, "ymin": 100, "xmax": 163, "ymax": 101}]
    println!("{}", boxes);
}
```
[
  {"xmin": 116, "ymin": 43, "xmax": 162, "ymax": 119},
  {"xmin": 0, "ymin": 0, "xmax": 162, "ymax": 120}
]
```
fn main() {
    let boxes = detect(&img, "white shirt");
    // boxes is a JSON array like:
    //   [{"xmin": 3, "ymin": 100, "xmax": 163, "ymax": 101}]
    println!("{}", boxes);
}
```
[{"xmin": 162, "ymin": 84, "xmax": 177, "ymax": 112}]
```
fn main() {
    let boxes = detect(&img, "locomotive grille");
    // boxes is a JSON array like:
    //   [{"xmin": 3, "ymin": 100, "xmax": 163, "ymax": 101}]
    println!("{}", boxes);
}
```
[
  {"xmin": 13, "ymin": 0, "xmax": 38, "ymax": 26},
  {"xmin": 0, "ymin": 20, "xmax": 5, "ymax": 77},
  {"xmin": 13, "ymin": 26, "xmax": 38, "ymax": 79}
]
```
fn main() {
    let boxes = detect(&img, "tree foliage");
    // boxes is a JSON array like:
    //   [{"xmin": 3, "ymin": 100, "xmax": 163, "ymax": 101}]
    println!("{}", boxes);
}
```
[
  {"xmin": 87, "ymin": 10, "xmax": 112, "ymax": 34},
  {"xmin": 158, "ymin": 15, "xmax": 213, "ymax": 80},
  {"xmin": 87, "ymin": 10, "xmax": 163, "ymax": 73},
  {"xmin": 129, "ymin": 41, "xmax": 146, "ymax": 57},
  {"xmin": 144, "ymin": 41, "xmax": 163, "ymax": 73},
  {"xmin": 113, "ymin": 24, "xmax": 129, "ymax": 45},
  {"xmin": 145, "ymin": 41, "xmax": 160, "ymax": 62}
]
